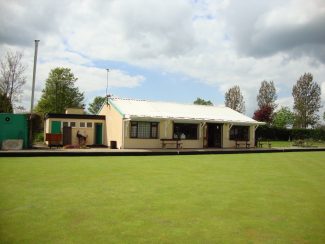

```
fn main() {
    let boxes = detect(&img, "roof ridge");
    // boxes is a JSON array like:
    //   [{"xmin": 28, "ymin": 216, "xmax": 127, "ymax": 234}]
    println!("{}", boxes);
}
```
[{"xmin": 111, "ymin": 97, "xmax": 226, "ymax": 108}]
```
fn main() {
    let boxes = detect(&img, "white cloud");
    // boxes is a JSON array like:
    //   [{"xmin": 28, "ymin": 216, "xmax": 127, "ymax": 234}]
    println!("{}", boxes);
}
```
[{"xmin": 1, "ymin": 0, "xmax": 325, "ymax": 116}]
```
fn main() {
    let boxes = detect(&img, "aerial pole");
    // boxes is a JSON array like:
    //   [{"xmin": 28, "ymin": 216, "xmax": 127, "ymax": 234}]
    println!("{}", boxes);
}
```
[
  {"xmin": 30, "ymin": 40, "xmax": 40, "ymax": 113},
  {"xmin": 106, "ymin": 68, "xmax": 109, "ymax": 105},
  {"xmin": 29, "ymin": 40, "xmax": 40, "ymax": 148}
]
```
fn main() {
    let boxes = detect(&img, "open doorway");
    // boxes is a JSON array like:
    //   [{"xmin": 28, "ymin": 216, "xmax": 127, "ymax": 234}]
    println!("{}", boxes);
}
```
[{"xmin": 207, "ymin": 123, "xmax": 222, "ymax": 148}]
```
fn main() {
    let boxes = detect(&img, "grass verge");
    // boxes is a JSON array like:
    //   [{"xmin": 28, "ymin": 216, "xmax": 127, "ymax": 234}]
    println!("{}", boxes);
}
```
[{"xmin": 0, "ymin": 152, "xmax": 324, "ymax": 243}]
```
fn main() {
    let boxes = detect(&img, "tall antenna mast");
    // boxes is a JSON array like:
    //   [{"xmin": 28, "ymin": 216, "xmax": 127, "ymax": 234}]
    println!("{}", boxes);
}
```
[
  {"xmin": 106, "ymin": 68, "xmax": 109, "ymax": 105},
  {"xmin": 106, "ymin": 68, "xmax": 109, "ymax": 97},
  {"xmin": 30, "ymin": 40, "xmax": 40, "ymax": 113}
]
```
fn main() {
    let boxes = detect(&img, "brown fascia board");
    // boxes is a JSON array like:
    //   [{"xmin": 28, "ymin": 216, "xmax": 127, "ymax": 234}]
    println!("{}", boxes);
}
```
[{"xmin": 45, "ymin": 113, "xmax": 106, "ymax": 120}]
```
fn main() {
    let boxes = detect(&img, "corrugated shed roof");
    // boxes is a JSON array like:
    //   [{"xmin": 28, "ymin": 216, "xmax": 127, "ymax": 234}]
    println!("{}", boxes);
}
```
[{"xmin": 109, "ymin": 98, "xmax": 264, "ymax": 125}]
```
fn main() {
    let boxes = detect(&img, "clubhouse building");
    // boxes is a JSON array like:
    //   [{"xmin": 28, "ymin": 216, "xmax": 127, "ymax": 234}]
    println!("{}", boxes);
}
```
[{"xmin": 98, "ymin": 97, "xmax": 264, "ymax": 149}]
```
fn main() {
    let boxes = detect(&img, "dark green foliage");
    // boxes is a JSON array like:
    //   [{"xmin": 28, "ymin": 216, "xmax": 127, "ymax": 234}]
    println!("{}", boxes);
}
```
[
  {"xmin": 0, "ymin": 92, "xmax": 13, "ymax": 113},
  {"xmin": 193, "ymin": 97, "xmax": 213, "ymax": 106},
  {"xmin": 88, "ymin": 96, "xmax": 106, "ymax": 114},
  {"xmin": 256, "ymin": 125, "xmax": 325, "ymax": 141},
  {"xmin": 35, "ymin": 67, "xmax": 84, "ymax": 115}
]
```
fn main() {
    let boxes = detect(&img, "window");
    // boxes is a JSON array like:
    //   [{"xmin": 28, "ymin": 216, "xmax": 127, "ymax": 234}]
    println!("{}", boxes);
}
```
[
  {"xmin": 62, "ymin": 122, "xmax": 69, "ymax": 127},
  {"xmin": 70, "ymin": 122, "xmax": 76, "ymax": 127},
  {"xmin": 87, "ymin": 122, "xmax": 92, "ymax": 128},
  {"xmin": 80, "ymin": 122, "xmax": 85, "ymax": 128},
  {"xmin": 173, "ymin": 123, "xmax": 198, "ymax": 140},
  {"xmin": 229, "ymin": 126, "xmax": 249, "ymax": 140},
  {"xmin": 130, "ymin": 121, "xmax": 159, "ymax": 139}
]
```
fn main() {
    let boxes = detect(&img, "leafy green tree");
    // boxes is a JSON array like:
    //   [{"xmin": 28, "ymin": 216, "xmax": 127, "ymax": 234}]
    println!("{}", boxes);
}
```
[
  {"xmin": 193, "ymin": 97, "xmax": 213, "ymax": 106},
  {"xmin": 35, "ymin": 67, "xmax": 84, "ymax": 115},
  {"xmin": 88, "ymin": 96, "xmax": 106, "ymax": 114},
  {"xmin": 224, "ymin": 85, "xmax": 245, "ymax": 113},
  {"xmin": 292, "ymin": 73, "xmax": 321, "ymax": 128},
  {"xmin": 0, "ymin": 50, "xmax": 26, "ymax": 111},
  {"xmin": 273, "ymin": 107, "xmax": 295, "ymax": 128}
]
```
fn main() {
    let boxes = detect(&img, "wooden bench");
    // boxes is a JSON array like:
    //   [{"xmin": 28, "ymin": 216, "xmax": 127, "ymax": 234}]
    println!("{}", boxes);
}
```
[
  {"xmin": 235, "ymin": 140, "xmax": 250, "ymax": 149},
  {"xmin": 161, "ymin": 139, "xmax": 183, "ymax": 149},
  {"xmin": 257, "ymin": 140, "xmax": 272, "ymax": 148},
  {"xmin": 45, "ymin": 133, "xmax": 62, "ymax": 148}
]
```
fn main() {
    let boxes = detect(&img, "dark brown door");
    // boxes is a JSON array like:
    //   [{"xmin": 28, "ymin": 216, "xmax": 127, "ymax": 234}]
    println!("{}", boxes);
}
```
[
  {"xmin": 63, "ymin": 126, "xmax": 72, "ymax": 145},
  {"xmin": 207, "ymin": 123, "xmax": 222, "ymax": 148}
]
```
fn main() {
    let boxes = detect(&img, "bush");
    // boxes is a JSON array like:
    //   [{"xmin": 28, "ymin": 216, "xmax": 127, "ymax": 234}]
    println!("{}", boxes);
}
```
[
  {"xmin": 33, "ymin": 132, "xmax": 44, "ymax": 143},
  {"xmin": 256, "ymin": 126, "xmax": 325, "ymax": 141}
]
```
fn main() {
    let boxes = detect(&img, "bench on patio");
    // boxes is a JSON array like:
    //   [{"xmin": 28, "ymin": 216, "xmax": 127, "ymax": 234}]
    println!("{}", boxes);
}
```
[
  {"xmin": 257, "ymin": 140, "xmax": 272, "ymax": 148},
  {"xmin": 235, "ymin": 140, "xmax": 250, "ymax": 149},
  {"xmin": 45, "ymin": 133, "xmax": 62, "ymax": 148},
  {"xmin": 161, "ymin": 139, "xmax": 183, "ymax": 149}
]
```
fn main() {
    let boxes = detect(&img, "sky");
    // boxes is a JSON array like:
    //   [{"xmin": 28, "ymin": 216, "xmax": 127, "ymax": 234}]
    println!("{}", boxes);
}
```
[{"xmin": 1, "ymin": 0, "xmax": 325, "ymax": 117}]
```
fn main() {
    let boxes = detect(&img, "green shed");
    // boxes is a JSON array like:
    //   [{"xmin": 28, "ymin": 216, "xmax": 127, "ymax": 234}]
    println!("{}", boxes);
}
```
[{"xmin": 0, "ymin": 113, "xmax": 29, "ymax": 148}]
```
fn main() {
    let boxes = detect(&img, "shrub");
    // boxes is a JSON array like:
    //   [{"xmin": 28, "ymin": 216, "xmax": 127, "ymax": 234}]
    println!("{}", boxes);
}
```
[{"xmin": 256, "ymin": 126, "xmax": 325, "ymax": 141}]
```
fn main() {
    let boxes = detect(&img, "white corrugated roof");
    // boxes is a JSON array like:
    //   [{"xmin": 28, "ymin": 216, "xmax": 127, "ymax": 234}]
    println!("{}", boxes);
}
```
[{"xmin": 109, "ymin": 98, "xmax": 264, "ymax": 125}]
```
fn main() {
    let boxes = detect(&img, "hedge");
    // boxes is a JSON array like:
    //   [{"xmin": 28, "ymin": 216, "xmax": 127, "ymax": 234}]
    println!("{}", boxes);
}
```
[{"xmin": 255, "ymin": 126, "xmax": 325, "ymax": 141}]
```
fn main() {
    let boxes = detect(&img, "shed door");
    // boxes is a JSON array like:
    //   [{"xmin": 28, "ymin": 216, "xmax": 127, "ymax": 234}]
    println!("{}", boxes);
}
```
[
  {"xmin": 63, "ymin": 126, "xmax": 72, "ymax": 145},
  {"xmin": 51, "ymin": 121, "xmax": 61, "ymax": 134},
  {"xmin": 95, "ymin": 123, "xmax": 103, "ymax": 144}
]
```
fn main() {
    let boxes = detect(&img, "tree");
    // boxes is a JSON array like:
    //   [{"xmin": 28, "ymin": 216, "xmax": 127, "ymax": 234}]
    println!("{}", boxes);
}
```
[
  {"xmin": 273, "ymin": 107, "xmax": 295, "ymax": 128},
  {"xmin": 0, "ymin": 92, "xmax": 13, "ymax": 113},
  {"xmin": 253, "ymin": 105, "xmax": 273, "ymax": 123},
  {"xmin": 257, "ymin": 80, "xmax": 277, "ymax": 110},
  {"xmin": 88, "ymin": 96, "xmax": 106, "ymax": 114},
  {"xmin": 193, "ymin": 97, "xmax": 213, "ymax": 106},
  {"xmin": 292, "ymin": 73, "xmax": 321, "ymax": 128},
  {"xmin": 35, "ymin": 67, "xmax": 84, "ymax": 115},
  {"xmin": 224, "ymin": 85, "xmax": 245, "ymax": 113},
  {"xmin": 0, "ymin": 50, "xmax": 26, "ymax": 111}
]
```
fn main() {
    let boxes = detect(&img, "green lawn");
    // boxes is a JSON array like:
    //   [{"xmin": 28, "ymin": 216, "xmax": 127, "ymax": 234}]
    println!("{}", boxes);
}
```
[
  {"xmin": 1, "ymin": 153, "xmax": 325, "ymax": 243},
  {"xmin": 268, "ymin": 140, "xmax": 325, "ymax": 148}
]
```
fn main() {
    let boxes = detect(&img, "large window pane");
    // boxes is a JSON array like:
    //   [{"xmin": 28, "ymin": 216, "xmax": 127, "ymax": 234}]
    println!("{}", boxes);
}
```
[
  {"xmin": 138, "ymin": 122, "xmax": 151, "ymax": 138},
  {"xmin": 173, "ymin": 123, "xmax": 198, "ymax": 140},
  {"xmin": 130, "ymin": 121, "xmax": 159, "ymax": 139},
  {"xmin": 229, "ymin": 126, "xmax": 249, "ymax": 140}
]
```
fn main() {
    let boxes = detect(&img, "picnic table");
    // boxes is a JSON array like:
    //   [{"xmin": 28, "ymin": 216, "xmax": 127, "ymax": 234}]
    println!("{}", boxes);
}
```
[
  {"xmin": 161, "ymin": 139, "xmax": 183, "ymax": 149},
  {"xmin": 45, "ymin": 133, "xmax": 62, "ymax": 148},
  {"xmin": 235, "ymin": 140, "xmax": 250, "ymax": 149}
]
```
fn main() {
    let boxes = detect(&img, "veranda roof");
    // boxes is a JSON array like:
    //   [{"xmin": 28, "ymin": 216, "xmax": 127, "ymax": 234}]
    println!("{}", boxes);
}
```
[{"xmin": 108, "ymin": 97, "xmax": 264, "ymax": 125}]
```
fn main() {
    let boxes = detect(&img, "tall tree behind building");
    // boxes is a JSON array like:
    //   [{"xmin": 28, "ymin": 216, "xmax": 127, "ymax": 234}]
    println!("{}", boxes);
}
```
[
  {"xmin": 35, "ymin": 67, "xmax": 84, "ymax": 115},
  {"xmin": 224, "ymin": 85, "xmax": 245, "ymax": 113},
  {"xmin": 253, "ymin": 80, "xmax": 277, "ymax": 123},
  {"xmin": 257, "ymin": 80, "xmax": 277, "ymax": 110},
  {"xmin": 292, "ymin": 73, "xmax": 321, "ymax": 128},
  {"xmin": 0, "ymin": 50, "xmax": 26, "ymax": 112},
  {"xmin": 88, "ymin": 96, "xmax": 106, "ymax": 114},
  {"xmin": 193, "ymin": 97, "xmax": 213, "ymax": 106}
]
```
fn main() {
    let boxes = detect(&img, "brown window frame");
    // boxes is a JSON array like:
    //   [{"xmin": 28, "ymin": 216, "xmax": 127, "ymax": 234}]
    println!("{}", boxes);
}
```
[
  {"xmin": 173, "ymin": 123, "xmax": 198, "ymax": 140},
  {"xmin": 229, "ymin": 126, "xmax": 250, "ymax": 141},
  {"xmin": 130, "ymin": 121, "xmax": 159, "ymax": 139}
]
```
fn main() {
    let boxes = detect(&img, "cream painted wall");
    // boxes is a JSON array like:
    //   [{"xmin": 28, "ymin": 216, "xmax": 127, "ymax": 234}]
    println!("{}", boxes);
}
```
[
  {"xmin": 65, "ymin": 108, "xmax": 84, "ymax": 114},
  {"xmin": 124, "ymin": 120, "xmax": 203, "ymax": 149},
  {"xmin": 222, "ymin": 124, "xmax": 256, "ymax": 148},
  {"xmin": 99, "ymin": 104, "xmax": 123, "ymax": 148},
  {"xmin": 45, "ymin": 118, "xmax": 105, "ymax": 145}
]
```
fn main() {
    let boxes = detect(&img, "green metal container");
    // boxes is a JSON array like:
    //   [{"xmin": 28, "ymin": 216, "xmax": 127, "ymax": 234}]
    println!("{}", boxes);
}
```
[{"xmin": 0, "ymin": 113, "xmax": 29, "ymax": 148}]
